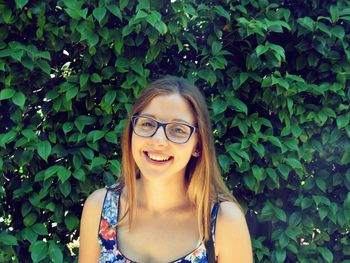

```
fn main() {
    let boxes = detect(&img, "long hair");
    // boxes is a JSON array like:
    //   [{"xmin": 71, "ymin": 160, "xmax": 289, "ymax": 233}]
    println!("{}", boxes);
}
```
[{"xmin": 117, "ymin": 76, "xmax": 236, "ymax": 240}]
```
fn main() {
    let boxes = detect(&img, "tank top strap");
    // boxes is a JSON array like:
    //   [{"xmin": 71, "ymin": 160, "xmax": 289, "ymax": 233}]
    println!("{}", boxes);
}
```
[
  {"xmin": 97, "ymin": 184, "xmax": 121, "ymax": 250},
  {"xmin": 210, "ymin": 202, "xmax": 220, "ymax": 245}
]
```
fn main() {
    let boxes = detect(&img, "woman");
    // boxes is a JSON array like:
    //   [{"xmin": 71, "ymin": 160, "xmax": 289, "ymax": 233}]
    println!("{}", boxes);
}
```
[{"xmin": 79, "ymin": 76, "xmax": 252, "ymax": 263}]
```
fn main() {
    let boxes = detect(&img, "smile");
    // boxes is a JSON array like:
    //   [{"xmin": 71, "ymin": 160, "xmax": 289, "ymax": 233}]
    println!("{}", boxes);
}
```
[{"xmin": 144, "ymin": 151, "xmax": 173, "ymax": 162}]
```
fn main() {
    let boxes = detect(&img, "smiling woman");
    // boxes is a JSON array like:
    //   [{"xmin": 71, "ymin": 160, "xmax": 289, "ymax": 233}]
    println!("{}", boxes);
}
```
[{"xmin": 78, "ymin": 76, "xmax": 253, "ymax": 263}]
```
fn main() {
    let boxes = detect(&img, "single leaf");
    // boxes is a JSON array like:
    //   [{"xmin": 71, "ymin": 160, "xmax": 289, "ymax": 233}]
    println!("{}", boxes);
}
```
[
  {"xmin": 15, "ymin": 0, "xmax": 28, "ymax": 9},
  {"xmin": 37, "ymin": 141, "xmax": 51, "ymax": 162},
  {"xmin": 12, "ymin": 91, "xmax": 26, "ymax": 107},
  {"xmin": 58, "ymin": 166, "xmax": 71, "ymax": 183},
  {"xmin": 31, "ymin": 224, "xmax": 48, "ymax": 236},
  {"xmin": 0, "ymin": 88, "xmax": 16, "ymax": 100},
  {"xmin": 285, "ymin": 158, "xmax": 302, "ymax": 169},
  {"xmin": 332, "ymin": 26, "xmax": 345, "ymax": 39},
  {"xmin": 211, "ymin": 41, "xmax": 222, "ymax": 55},
  {"xmin": 106, "ymin": 5, "xmax": 122, "ymax": 20},
  {"xmin": 227, "ymin": 97, "xmax": 248, "ymax": 114},
  {"xmin": 37, "ymin": 60, "xmax": 51, "ymax": 74},
  {"xmin": 243, "ymin": 174, "xmax": 256, "ymax": 191},
  {"xmin": 64, "ymin": 214, "xmax": 79, "ymax": 231},
  {"xmin": 0, "ymin": 234, "xmax": 18, "ymax": 245},
  {"xmin": 154, "ymin": 20, "xmax": 167, "ymax": 35},
  {"xmin": 73, "ymin": 169, "xmax": 86, "ymax": 181},
  {"xmin": 341, "ymin": 151, "xmax": 350, "ymax": 165},
  {"xmin": 336, "ymin": 115, "xmax": 349, "ymax": 129},
  {"xmin": 93, "ymin": 7, "xmax": 107, "ymax": 23},
  {"xmin": 91, "ymin": 156, "xmax": 106, "ymax": 168},
  {"xmin": 80, "ymin": 147, "xmax": 94, "ymax": 160},
  {"xmin": 212, "ymin": 98, "xmax": 227, "ymax": 115},
  {"xmin": 80, "ymin": 73, "xmax": 89, "ymax": 87},
  {"xmin": 330, "ymin": 5, "xmax": 339, "ymax": 23},
  {"xmin": 252, "ymin": 165, "xmax": 265, "ymax": 181},
  {"xmin": 66, "ymin": 86, "xmax": 78, "ymax": 101},
  {"xmin": 91, "ymin": 73, "xmax": 102, "ymax": 83},
  {"xmin": 319, "ymin": 247, "xmax": 333, "ymax": 262},
  {"xmin": 49, "ymin": 241, "xmax": 63, "ymax": 263},
  {"xmin": 256, "ymin": 45, "xmax": 269, "ymax": 56},
  {"xmin": 213, "ymin": 5, "xmax": 231, "ymax": 21},
  {"xmin": 59, "ymin": 181, "xmax": 71, "ymax": 197},
  {"xmin": 30, "ymin": 240, "xmax": 48, "ymax": 262},
  {"xmin": 274, "ymin": 207, "xmax": 287, "ymax": 222}
]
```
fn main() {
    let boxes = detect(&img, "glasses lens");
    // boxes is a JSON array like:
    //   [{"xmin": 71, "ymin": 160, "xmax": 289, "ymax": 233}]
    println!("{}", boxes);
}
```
[
  {"xmin": 166, "ymin": 123, "xmax": 191, "ymax": 143},
  {"xmin": 133, "ymin": 117, "xmax": 157, "ymax": 136}
]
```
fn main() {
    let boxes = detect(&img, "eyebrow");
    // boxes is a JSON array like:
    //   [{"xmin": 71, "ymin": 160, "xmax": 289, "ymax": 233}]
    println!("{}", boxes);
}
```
[{"xmin": 140, "ymin": 114, "xmax": 193, "ymax": 125}]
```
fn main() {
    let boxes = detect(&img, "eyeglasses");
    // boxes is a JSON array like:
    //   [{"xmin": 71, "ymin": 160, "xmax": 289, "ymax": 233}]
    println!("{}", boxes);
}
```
[{"xmin": 131, "ymin": 115, "xmax": 197, "ymax": 144}]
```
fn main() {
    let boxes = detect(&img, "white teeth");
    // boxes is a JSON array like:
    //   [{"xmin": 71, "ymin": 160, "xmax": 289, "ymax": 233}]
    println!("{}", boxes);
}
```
[{"xmin": 146, "ymin": 152, "xmax": 171, "ymax": 161}]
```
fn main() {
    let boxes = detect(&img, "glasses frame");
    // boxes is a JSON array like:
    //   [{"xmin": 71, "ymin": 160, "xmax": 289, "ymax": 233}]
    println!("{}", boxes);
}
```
[{"xmin": 131, "ymin": 114, "xmax": 197, "ymax": 144}]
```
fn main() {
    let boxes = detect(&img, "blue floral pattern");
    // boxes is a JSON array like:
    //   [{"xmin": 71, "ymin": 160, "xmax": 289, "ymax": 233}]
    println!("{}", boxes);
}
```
[{"xmin": 98, "ymin": 185, "xmax": 218, "ymax": 263}]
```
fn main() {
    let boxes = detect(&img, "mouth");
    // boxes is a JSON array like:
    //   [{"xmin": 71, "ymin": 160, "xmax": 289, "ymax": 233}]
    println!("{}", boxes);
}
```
[{"xmin": 144, "ymin": 151, "xmax": 174, "ymax": 163}]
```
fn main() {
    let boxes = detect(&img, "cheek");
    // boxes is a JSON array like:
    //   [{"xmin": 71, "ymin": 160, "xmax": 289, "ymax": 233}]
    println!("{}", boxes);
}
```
[{"xmin": 131, "ymin": 133, "xmax": 141, "ymax": 161}]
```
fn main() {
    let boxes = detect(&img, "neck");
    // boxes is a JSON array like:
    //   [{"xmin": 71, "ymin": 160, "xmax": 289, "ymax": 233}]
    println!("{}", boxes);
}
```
[{"xmin": 136, "ymin": 175, "xmax": 191, "ymax": 214}]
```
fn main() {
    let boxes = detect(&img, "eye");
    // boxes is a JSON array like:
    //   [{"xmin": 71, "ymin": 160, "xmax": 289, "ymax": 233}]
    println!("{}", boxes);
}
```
[
  {"xmin": 141, "ymin": 121, "xmax": 155, "ymax": 127},
  {"xmin": 169, "ymin": 125, "xmax": 189, "ymax": 135},
  {"xmin": 174, "ymin": 128, "xmax": 186, "ymax": 134}
]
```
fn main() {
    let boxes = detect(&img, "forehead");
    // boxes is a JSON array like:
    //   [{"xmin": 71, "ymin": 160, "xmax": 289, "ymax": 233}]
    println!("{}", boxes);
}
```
[{"xmin": 140, "ymin": 93, "xmax": 195, "ymax": 123}]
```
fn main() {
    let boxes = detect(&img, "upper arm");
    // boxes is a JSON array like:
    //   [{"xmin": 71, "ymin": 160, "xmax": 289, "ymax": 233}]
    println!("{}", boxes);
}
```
[
  {"xmin": 215, "ymin": 201, "xmax": 253, "ymax": 263},
  {"xmin": 78, "ymin": 188, "xmax": 107, "ymax": 263}
]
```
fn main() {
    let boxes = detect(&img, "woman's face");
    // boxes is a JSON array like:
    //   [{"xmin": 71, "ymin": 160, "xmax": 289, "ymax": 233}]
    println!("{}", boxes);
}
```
[{"xmin": 131, "ymin": 93, "xmax": 199, "ymax": 181}]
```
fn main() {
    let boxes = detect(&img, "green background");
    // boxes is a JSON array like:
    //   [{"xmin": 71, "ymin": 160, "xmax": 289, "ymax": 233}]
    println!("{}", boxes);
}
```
[{"xmin": 0, "ymin": 0, "xmax": 350, "ymax": 262}]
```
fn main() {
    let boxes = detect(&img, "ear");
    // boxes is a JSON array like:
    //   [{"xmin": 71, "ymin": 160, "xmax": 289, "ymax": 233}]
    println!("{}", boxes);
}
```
[{"xmin": 192, "ymin": 148, "xmax": 200, "ymax": 157}]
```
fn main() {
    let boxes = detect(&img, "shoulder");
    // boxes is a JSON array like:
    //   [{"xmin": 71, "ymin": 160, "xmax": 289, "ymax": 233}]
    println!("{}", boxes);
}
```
[
  {"xmin": 78, "ymin": 188, "xmax": 108, "ymax": 262},
  {"xmin": 217, "ymin": 201, "xmax": 245, "ymax": 224},
  {"xmin": 84, "ymin": 188, "xmax": 108, "ymax": 211},
  {"xmin": 80, "ymin": 188, "xmax": 108, "ymax": 229},
  {"xmin": 215, "ymin": 201, "xmax": 253, "ymax": 263}
]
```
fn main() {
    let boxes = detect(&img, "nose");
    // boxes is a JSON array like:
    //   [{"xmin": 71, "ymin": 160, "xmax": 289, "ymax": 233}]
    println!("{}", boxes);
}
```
[{"xmin": 152, "ymin": 126, "xmax": 168, "ymax": 145}]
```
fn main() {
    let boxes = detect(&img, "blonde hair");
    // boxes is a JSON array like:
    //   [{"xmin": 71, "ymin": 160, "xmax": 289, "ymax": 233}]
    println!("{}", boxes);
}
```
[{"xmin": 117, "ymin": 76, "xmax": 236, "ymax": 240}]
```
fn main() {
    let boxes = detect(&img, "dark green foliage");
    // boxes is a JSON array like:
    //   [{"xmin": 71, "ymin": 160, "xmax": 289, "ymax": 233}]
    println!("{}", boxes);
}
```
[{"xmin": 0, "ymin": 0, "xmax": 349, "ymax": 262}]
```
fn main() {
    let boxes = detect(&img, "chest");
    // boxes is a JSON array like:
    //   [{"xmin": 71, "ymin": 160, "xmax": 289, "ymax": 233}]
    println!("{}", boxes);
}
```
[{"xmin": 117, "ymin": 202, "xmax": 202, "ymax": 262}]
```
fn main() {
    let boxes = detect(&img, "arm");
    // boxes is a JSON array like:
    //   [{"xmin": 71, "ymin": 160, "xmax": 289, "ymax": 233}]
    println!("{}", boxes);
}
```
[
  {"xmin": 215, "ymin": 201, "xmax": 253, "ymax": 263},
  {"xmin": 78, "ymin": 188, "xmax": 107, "ymax": 263}
]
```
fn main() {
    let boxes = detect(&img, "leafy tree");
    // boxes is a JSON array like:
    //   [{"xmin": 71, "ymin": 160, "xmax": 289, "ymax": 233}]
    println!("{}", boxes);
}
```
[{"xmin": 0, "ymin": 0, "xmax": 349, "ymax": 262}]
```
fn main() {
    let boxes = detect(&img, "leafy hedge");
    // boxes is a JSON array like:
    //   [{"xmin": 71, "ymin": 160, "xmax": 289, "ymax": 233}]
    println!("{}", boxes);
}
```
[{"xmin": 1, "ymin": 0, "xmax": 350, "ymax": 262}]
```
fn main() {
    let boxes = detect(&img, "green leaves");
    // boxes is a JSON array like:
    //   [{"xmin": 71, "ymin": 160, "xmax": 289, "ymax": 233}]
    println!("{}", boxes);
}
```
[
  {"xmin": 330, "ymin": 5, "xmax": 339, "ymax": 23},
  {"xmin": 93, "ymin": 7, "xmax": 107, "ymax": 24},
  {"xmin": 297, "ymin": 17, "xmax": 315, "ymax": 31},
  {"xmin": 318, "ymin": 247, "xmax": 333, "ymax": 262},
  {"xmin": 336, "ymin": 115, "xmax": 349, "ymax": 129},
  {"xmin": 1, "ymin": 1, "xmax": 349, "ymax": 262},
  {"xmin": 227, "ymin": 97, "xmax": 248, "ymax": 114},
  {"xmin": 32, "ymin": 224, "xmax": 48, "ymax": 236},
  {"xmin": 0, "ymin": 88, "xmax": 16, "ymax": 100},
  {"xmin": 213, "ymin": 5, "xmax": 230, "ymax": 21},
  {"xmin": 106, "ymin": 5, "xmax": 122, "ymax": 20},
  {"xmin": 44, "ymin": 165, "xmax": 71, "ymax": 183},
  {"xmin": 12, "ymin": 92, "xmax": 26, "ymax": 107},
  {"xmin": 252, "ymin": 165, "xmax": 265, "ymax": 181},
  {"xmin": 37, "ymin": 141, "xmax": 51, "ymax": 162},
  {"xmin": 29, "ymin": 240, "xmax": 48, "ymax": 262},
  {"xmin": 48, "ymin": 241, "xmax": 63, "ymax": 263},
  {"xmin": 15, "ymin": 0, "xmax": 29, "ymax": 9},
  {"xmin": 0, "ymin": 233, "xmax": 18, "ymax": 245},
  {"xmin": 64, "ymin": 214, "xmax": 79, "ymax": 231},
  {"xmin": 212, "ymin": 98, "xmax": 227, "ymax": 115}
]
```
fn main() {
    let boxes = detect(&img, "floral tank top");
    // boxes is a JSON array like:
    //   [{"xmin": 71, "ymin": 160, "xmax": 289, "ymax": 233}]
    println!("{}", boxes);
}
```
[{"xmin": 97, "ymin": 185, "xmax": 220, "ymax": 263}]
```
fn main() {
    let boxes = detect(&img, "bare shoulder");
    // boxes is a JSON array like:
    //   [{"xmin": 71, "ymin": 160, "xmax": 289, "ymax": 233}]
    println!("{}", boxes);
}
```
[
  {"xmin": 218, "ymin": 201, "xmax": 246, "ymax": 221},
  {"xmin": 84, "ymin": 188, "xmax": 107, "ymax": 210},
  {"xmin": 215, "ymin": 201, "xmax": 253, "ymax": 263},
  {"xmin": 78, "ymin": 188, "xmax": 107, "ymax": 263}
]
